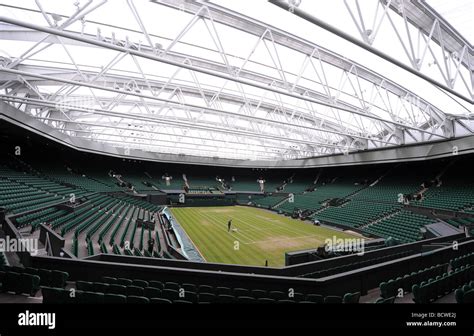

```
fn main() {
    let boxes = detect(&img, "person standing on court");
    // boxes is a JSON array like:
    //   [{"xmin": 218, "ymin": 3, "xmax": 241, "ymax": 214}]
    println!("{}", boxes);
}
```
[{"xmin": 227, "ymin": 219, "xmax": 232, "ymax": 232}]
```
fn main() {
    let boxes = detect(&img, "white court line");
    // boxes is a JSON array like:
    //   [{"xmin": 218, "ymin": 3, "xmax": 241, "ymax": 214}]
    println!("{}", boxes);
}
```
[
  {"xmin": 192, "ymin": 207, "xmax": 318, "ymax": 244},
  {"xmin": 241, "ymin": 207, "xmax": 316, "ymax": 234},
  {"xmin": 179, "ymin": 207, "xmax": 341, "ymax": 247},
  {"xmin": 226, "ymin": 212, "xmax": 314, "ymax": 244},
  {"xmin": 242, "ymin": 234, "xmax": 325, "ymax": 245},
  {"xmin": 192, "ymin": 208, "xmax": 254, "ymax": 244},
  {"xmin": 236, "ymin": 212, "xmax": 313, "ymax": 238}
]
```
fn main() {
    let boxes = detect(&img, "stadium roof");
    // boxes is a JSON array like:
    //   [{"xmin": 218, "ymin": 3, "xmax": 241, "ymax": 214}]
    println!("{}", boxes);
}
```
[{"xmin": 0, "ymin": 0, "xmax": 472, "ymax": 162}]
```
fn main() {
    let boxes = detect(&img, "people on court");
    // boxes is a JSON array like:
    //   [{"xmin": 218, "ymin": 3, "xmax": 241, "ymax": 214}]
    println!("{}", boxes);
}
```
[{"xmin": 227, "ymin": 219, "xmax": 232, "ymax": 232}]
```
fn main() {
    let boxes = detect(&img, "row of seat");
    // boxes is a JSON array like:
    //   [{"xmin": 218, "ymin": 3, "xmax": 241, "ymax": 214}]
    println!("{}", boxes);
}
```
[
  {"xmin": 446, "ymin": 217, "xmax": 474, "ymax": 228},
  {"xmin": 43, "ymin": 287, "xmax": 159, "ymax": 304},
  {"xmin": 374, "ymin": 296, "xmax": 396, "ymax": 304},
  {"xmin": 61, "ymin": 196, "xmax": 119, "ymax": 236},
  {"xmin": 49, "ymin": 196, "xmax": 102, "ymax": 229},
  {"xmin": 315, "ymin": 200, "xmax": 399, "ymax": 229},
  {"xmin": 78, "ymin": 281, "xmax": 160, "ymax": 297},
  {"xmin": 365, "ymin": 210, "xmax": 433, "ymax": 243},
  {"xmin": 38, "ymin": 192, "xmax": 163, "ymax": 259},
  {"xmin": 253, "ymin": 196, "xmax": 286, "ymax": 209},
  {"xmin": 45, "ymin": 286, "xmax": 356, "ymax": 304},
  {"xmin": 113, "ymin": 194, "xmax": 162, "ymax": 212},
  {"xmin": 44, "ymin": 167, "xmax": 119, "ymax": 192},
  {"xmin": 102, "ymin": 204, "xmax": 131, "ymax": 245},
  {"xmin": 454, "ymin": 281, "xmax": 474, "ymax": 303},
  {"xmin": 416, "ymin": 182, "xmax": 474, "ymax": 212},
  {"xmin": 0, "ymin": 166, "xmax": 89, "ymax": 214},
  {"xmin": 63, "ymin": 288, "xmax": 359, "ymax": 304},
  {"xmin": 379, "ymin": 263, "xmax": 449, "ymax": 298},
  {"xmin": 15, "ymin": 207, "xmax": 56, "ymax": 227},
  {"xmin": 77, "ymin": 276, "xmax": 360, "ymax": 303},
  {"xmin": 350, "ymin": 172, "xmax": 421, "ymax": 203},
  {"xmin": 1, "ymin": 265, "xmax": 69, "ymax": 288},
  {"xmin": 450, "ymin": 251, "xmax": 474, "ymax": 270},
  {"xmin": 412, "ymin": 265, "xmax": 473, "ymax": 303},
  {"xmin": 21, "ymin": 208, "xmax": 68, "ymax": 231},
  {"xmin": 301, "ymin": 251, "xmax": 412, "ymax": 278},
  {"xmin": 0, "ymin": 271, "xmax": 40, "ymax": 296}
]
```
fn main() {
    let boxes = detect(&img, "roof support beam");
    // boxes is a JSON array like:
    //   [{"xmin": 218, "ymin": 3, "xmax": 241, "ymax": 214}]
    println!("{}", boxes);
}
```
[
  {"xmin": 269, "ymin": 0, "xmax": 473, "ymax": 104},
  {"xmin": 0, "ymin": 16, "xmax": 449, "ymax": 138},
  {"xmin": 0, "ymin": 67, "xmax": 403, "ymax": 144}
]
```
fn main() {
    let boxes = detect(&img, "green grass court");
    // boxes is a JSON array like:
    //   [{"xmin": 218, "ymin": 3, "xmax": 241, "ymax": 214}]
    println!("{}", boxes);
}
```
[{"xmin": 170, "ymin": 206, "xmax": 361, "ymax": 267}]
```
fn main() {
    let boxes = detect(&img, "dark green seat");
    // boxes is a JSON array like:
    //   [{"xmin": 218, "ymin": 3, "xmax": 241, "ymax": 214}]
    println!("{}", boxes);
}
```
[
  {"xmin": 132, "ymin": 279, "xmax": 148, "ymax": 288},
  {"xmin": 251, "ymin": 289, "xmax": 267, "ymax": 299},
  {"xmin": 79, "ymin": 291, "xmax": 104, "ymax": 304},
  {"xmin": 38, "ymin": 269, "xmax": 52, "ymax": 286},
  {"xmin": 462, "ymin": 289, "xmax": 474, "ymax": 303},
  {"xmin": 162, "ymin": 289, "xmax": 179, "ymax": 301},
  {"xmin": 233, "ymin": 288, "xmax": 250, "ymax": 297},
  {"xmin": 50, "ymin": 270, "xmax": 69, "ymax": 288},
  {"xmin": 455, "ymin": 288, "xmax": 474, "ymax": 304},
  {"xmin": 104, "ymin": 293, "xmax": 127, "ymax": 303},
  {"xmin": 42, "ymin": 287, "xmax": 68, "ymax": 304},
  {"xmin": 381, "ymin": 279, "xmax": 396, "ymax": 298},
  {"xmin": 126, "ymin": 285, "xmax": 144, "ymax": 297},
  {"xmin": 150, "ymin": 298, "xmax": 172, "ymax": 304},
  {"xmin": 237, "ymin": 296, "xmax": 256, "ymax": 304},
  {"xmin": 412, "ymin": 283, "xmax": 428, "ymax": 304},
  {"xmin": 149, "ymin": 280, "xmax": 164, "ymax": 290},
  {"xmin": 127, "ymin": 295, "xmax": 149, "ymax": 304},
  {"xmin": 343, "ymin": 292, "xmax": 361, "ymax": 304},
  {"xmin": 117, "ymin": 278, "xmax": 133, "ymax": 286},
  {"xmin": 107, "ymin": 284, "xmax": 127, "ymax": 295},
  {"xmin": 165, "ymin": 282, "xmax": 180, "ymax": 291},
  {"xmin": 269, "ymin": 291, "xmax": 286, "ymax": 300},
  {"xmin": 144, "ymin": 287, "xmax": 161, "ymax": 299},
  {"xmin": 76, "ymin": 280, "xmax": 93, "ymax": 291},
  {"xmin": 198, "ymin": 285, "xmax": 214, "ymax": 294},
  {"xmin": 182, "ymin": 283, "xmax": 197, "ymax": 293},
  {"xmin": 292, "ymin": 292, "xmax": 305, "ymax": 302},
  {"xmin": 198, "ymin": 292, "xmax": 215, "ymax": 303},
  {"xmin": 216, "ymin": 286, "xmax": 232, "ymax": 296},
  {"xmin": 92, "ymin": 282, "xmax": 109, "ymax": 293},
  {"xmin": 181, "ymin": 291, "xmax": 197, "ymax": 303},
  {"xmin": 19, "ymin": 273, "xmax": 41, "ymax": 296},
  {"xmin": 102, "ymin": 276, "xmax": 117, "ymax": 284},
  {"xmin": 375, "ymin": 296, "xmax": 395, "ymax": 304}
]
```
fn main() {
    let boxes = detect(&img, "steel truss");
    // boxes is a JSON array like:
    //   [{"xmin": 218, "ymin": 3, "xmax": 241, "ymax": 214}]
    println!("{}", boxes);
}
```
[
  {"xmin": 271, "ymin": 0, "xmax": 473, "ymax": 103},
  {"xmin": 0, "ymin": 0, "xmax": 472, "ymax": 161}
]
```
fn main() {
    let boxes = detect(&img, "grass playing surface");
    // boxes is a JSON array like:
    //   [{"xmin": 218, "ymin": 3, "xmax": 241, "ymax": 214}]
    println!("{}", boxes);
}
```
[{"xmin": 170, "ymin": 206, "xmax": 361, "ymax": 267}]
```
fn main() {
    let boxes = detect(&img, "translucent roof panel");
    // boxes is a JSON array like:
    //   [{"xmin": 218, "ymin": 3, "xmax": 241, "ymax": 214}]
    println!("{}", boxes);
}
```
[
  {"xmin": 427, "ymin": 0, "xmax": 473, "ymax": 43},
  {"xmin": 0, "ymin": 0, "xmax": 472, "ymax": 162}
]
